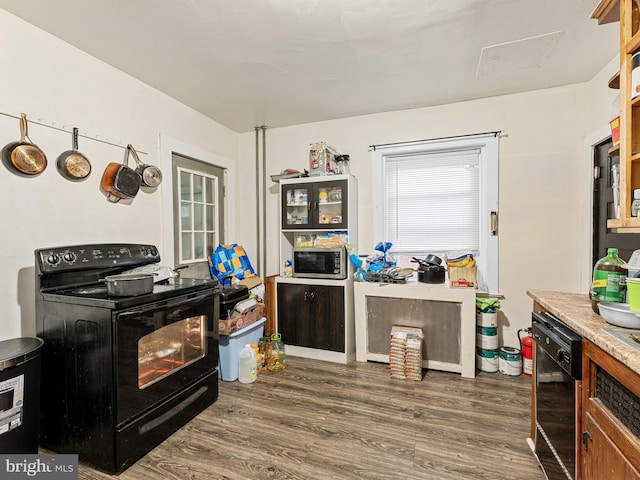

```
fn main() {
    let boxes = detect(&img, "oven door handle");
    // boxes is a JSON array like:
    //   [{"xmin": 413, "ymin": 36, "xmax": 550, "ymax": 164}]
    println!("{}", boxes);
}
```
[{"xmin": 119, "ymin": 289, "xmax": 216, "ymax": 318}]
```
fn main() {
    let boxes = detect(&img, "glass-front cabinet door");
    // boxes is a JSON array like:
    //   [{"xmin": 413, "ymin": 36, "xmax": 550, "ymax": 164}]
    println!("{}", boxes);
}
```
[
  {"xmin": 281, "ymin": 179, "xmax": 348, "ymax": 230},
  {"xmin": 282, "ymin": 184, "xmax": 311, "ymax": 228}
]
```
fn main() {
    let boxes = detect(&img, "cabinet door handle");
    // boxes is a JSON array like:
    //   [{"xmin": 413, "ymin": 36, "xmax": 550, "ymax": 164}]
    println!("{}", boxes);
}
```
[
  {"xmin": 309, "ymin": 291, "xmax": 315, "ymax": 302},
  {"xmin": 582, "ymin": 430, "xmax": 593, "ymax": 453}
]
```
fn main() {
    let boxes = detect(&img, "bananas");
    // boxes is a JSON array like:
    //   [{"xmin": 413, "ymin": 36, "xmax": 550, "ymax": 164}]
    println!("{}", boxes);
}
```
[{"xmin": 446, "ymin": 254, "xmax": 476, "ymax": 268}]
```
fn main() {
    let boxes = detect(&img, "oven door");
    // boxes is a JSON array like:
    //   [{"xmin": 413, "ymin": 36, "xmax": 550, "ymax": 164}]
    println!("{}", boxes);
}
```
[
  {"xmin": 535, "ymin": 342, "xmax": 577, "ymax": 480},
  {"xmin": 115, "ymin": 290, "xmax": 218, "ymax": 426}
]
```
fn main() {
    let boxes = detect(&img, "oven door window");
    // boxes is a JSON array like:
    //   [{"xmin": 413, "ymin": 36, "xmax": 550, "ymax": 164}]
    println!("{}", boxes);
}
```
[
  {"xmin": 138, "ymin": 316, "xmax": 206, "ymax": 389},
  {"xmin": 115, "ymin": 291, "xmax": 218, "ymax": 426}
]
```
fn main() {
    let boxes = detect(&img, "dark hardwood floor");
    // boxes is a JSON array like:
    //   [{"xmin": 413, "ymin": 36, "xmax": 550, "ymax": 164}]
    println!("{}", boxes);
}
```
[{"xmin": 77, "ymin": 357, "xmax": 544, "ymax": 480}]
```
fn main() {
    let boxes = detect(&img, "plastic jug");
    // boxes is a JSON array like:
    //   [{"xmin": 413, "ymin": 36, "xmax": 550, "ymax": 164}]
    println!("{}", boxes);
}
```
[
  {"xmin": 267, "ymin": 333, "xmax": 286, "ymax": 373},
  {"xmin": 238, "ymin": 344, "xmax": 257, "ymax": 383}
]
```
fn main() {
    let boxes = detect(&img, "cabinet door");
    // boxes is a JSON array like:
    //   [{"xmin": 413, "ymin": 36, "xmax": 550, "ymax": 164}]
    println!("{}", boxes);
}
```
[
  {"xmin": 282, "ymin": 183, "xmax": 312, "ymax": 229},
  {"xmin": 277, "ymin": 283, "xmax": 345, "ymax": 352},
  {"xmin": 582, "ymin": 412, "xmax": 640, "ymax": 480},
  {"xmin": 314, "ymin": 179, "xmax": 348, "ymax": 230}
]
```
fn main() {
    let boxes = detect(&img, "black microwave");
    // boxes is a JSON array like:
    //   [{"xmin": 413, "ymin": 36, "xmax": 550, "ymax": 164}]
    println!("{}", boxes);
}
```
[{"xmin": 292, "ymin": 247, "xmax": 347, "ymax": 280}]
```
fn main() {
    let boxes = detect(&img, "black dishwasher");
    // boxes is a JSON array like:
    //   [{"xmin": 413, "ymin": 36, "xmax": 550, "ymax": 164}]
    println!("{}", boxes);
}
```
[{"xmin": 532, "ymin": 311, "xmax": 583, "ymax": 480}]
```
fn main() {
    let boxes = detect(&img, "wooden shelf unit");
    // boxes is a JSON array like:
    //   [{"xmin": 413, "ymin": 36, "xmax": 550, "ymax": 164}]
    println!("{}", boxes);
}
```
[{"xmin": 596, "ymin": 0, "xmax": 640, "ymax": 231}]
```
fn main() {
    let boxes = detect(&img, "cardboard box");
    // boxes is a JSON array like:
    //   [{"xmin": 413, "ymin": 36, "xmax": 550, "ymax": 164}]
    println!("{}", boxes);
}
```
[
  {"xmin": 238, "ymin": 275, "xmax": 263, "ymax": 290},
  {"xmin": 448, "ymin": 265, "xmax": 477, "ymax": 288},
  {"xmin": 218, "ymin": 303, "xmax": 266, "ymax": 335}
]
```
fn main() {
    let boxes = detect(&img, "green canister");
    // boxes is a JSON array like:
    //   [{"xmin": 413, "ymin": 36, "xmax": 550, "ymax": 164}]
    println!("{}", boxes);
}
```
[{"xmin": 591, "ymin": 247, "xmax": 628, "ymax": 314}]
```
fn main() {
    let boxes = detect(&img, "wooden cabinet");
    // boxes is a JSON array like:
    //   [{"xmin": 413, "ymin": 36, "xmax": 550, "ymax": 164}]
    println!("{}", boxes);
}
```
[
  {"xmin": 276, "ymin": 174, "xmax": 357, "ymax": 364},
  {"xmin": 277, "ymin": 282, "xmax": 345, "ymax": 352},
  {"xmin": 594, "ymin": 0, "xmax": 640, "ymax": 231},
  {"xmin": 581, "ymin": 340, "xmax": 640, "ymax": 478},
  {"xmin": 583, "ymin": 412, "xmax": 640, "ymax": 479}
]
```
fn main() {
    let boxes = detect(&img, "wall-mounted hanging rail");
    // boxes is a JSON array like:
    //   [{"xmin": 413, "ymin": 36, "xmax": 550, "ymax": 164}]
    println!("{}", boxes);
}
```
[{"xmin": 0, "ymin": 110, "xmax": 148, "ymax": 155}]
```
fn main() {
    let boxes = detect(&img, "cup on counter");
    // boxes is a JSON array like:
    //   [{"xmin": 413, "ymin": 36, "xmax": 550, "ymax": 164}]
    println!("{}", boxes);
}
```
[{"xmin": 627, "ymin": 277, "xmax": 640, "ymax": 312}]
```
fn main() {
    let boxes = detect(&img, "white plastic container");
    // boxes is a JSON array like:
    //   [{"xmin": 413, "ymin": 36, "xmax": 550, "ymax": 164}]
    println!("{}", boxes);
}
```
[
  {"xmin": 219, "ymin": 317, "xmax": 266, "ymax": 381},
  {"xmin": 238, "ymin": 344, "xmax": 257, "ymax": 383}
]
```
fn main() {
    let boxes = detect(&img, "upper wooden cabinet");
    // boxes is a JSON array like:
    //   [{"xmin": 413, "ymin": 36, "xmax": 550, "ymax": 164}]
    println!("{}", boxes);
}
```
[{"xmin": 595, "ymin": 0, "xmax": 640, "ymax": 232}]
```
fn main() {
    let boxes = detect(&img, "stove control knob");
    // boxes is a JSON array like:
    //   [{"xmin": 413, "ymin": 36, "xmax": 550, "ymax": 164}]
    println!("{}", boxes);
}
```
[
  {"xmin": 63, "ymin": 252, "xmax": 76, "ymax": 263},
  {"xmin": 47, "ymin": 254, "xmax": 60, "ymax": 265},
  {"xmin": 557, "ymin": 349, "xmax": 569, "ymax": 364}
]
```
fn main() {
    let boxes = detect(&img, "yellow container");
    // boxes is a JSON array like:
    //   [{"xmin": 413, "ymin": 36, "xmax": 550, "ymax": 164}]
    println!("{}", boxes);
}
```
[{"xmin": 627, "ymin": 278, "xmax": 640, "ymax": 312}]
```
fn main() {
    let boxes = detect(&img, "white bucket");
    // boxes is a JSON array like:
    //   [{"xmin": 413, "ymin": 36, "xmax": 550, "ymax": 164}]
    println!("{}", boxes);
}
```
[
  {"xmin": 476, "ymin": 348, "xmax": 499, "ymax": 373},
  {"xmin": 476, "ymin": 326, "xmax": 498, "ymax": 350},
  {"xmin": 498, "ymin": 346, "xmax": 522, "ymax": 376},
  {"xmin": 476, "ymin": 312, "xmax": 498, "ymax": 327}
]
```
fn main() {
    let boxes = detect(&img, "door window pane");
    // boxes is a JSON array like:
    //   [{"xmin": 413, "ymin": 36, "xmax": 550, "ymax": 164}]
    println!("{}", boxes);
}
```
[
  {"xmin": 194, "ymin": 232, "xmax": 204, "ymax": 259},
  {"xmin": 181, "ymin": 232, "xmax": 193, "ymax": 260},
  {"xmin": 180, "ymin": 172, "xmax": 191, "ymax": 201},
  {"xmin": 181, "ymin": 202, "xmax": 192, "ymax": 230},
  {"xmin": 193, "ymin": 175, "xmax": 203, "ymax": 202}
]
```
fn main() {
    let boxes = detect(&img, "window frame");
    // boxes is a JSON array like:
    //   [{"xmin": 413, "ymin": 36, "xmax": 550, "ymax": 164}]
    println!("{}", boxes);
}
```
[
  {"xmin": 177, "ymin": 166, "xmax": 220, "ymax": 265},
  {"xmin": 372, "ymin": 133, "xmax": 499, "ymax": 293}
]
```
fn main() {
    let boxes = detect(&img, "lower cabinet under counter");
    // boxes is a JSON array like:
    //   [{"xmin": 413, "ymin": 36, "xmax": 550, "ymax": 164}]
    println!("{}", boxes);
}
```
[
  {"xmin": 581, "ymin": 340, "xmax": 640, "ymax": 480},
  {"xmin": 275, "ymin": 277, "xmax": 355, "ymax": 364},
  {"xmin": 353, "ymin": 281, "xmax": 476, "ymax": 378}
]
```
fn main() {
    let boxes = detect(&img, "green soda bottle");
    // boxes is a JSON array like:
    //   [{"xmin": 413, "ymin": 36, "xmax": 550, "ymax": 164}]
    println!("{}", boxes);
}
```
[{"xmin": 591, "ymin": 248, "xmax": 628, "ymax": 314}]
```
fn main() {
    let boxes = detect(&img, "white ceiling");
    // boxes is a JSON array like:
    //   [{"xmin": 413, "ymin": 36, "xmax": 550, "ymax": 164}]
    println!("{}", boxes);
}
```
[{"xmin": 0, "ymin": 0, "xmax": 619, "ymax": 133}]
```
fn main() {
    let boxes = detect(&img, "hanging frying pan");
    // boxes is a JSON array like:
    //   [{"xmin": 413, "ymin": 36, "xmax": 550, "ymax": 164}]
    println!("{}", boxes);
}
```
[
  {"xmin": 128, "ymin": 144, "xmax": 162, "ymax": 188},
  {"xmin": 100, "ymin": 145, "xmax": 141, "ymax": 203},
  {"xmin": 1, "ymin": 113, "xmax": 47, "ymax": 176},
  {"xmin": 56, "ymin": 127, "xmax": 92, "ymax": 181}
]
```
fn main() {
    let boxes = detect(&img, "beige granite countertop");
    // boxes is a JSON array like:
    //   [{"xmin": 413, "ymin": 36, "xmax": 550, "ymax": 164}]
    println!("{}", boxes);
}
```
[{"xmin": 527, "ymin": 289, "xmax": 640, "ymax": 376}]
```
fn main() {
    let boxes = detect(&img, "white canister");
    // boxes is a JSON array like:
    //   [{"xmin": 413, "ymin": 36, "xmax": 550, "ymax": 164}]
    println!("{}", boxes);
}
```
[
  {"xmin": 476, "ymin": 326, "xmax": 498, "ymax": 350},
  {"xmin": 498, "ymin": 346, "xmax": 522, "ymax": 376},
  {"xmin": 476, "ymin": 312, "xmax": 498, "ymax": 327},
  {"xmin": 476, "ymin": 348, "xmax": 499, "ymax": 373}
]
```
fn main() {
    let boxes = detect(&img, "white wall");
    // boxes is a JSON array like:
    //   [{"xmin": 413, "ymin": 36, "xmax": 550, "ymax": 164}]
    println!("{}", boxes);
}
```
[
  {"xmin": 238, "ymin": 63, "xmax": 618, "ymax": 347},
  {"xmin": 1, "ymin": 6, "xmax": 619, "ymax": 350},
  {"xmin": 0, "ymin": 10, "xmax": 239, "ymax": 341}
]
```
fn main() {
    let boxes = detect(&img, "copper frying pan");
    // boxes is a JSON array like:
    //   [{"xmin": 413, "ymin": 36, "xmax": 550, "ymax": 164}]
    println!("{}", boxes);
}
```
[{"xmin": 1, "ymin": 113, "xmax": 47, "ymax": 176}]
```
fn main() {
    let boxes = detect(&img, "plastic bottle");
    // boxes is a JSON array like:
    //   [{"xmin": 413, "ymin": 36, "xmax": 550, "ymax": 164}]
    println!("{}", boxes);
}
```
[
  {"xmin": 591, "ymin": 248, "xmax": 628, "ymax": 314},
  {"xmin": 267, "ymin": 333, "xmax": 286, "ymax": 373},
  {"xmin": 258, "ymin": 335, "xmax": 271, "ymax": 367},
  {"xmin": 251, "ymin": 343, "xmax": 263, "ymax": 374},
  {"xmin": 238, "ymin": 344, "xmax": 257, "ymax": 383}
]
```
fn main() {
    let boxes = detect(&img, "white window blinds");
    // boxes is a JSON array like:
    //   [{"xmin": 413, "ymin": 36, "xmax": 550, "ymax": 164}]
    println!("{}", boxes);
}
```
[{"xmin": 384, "ymin": 149, "xmax": 480, "ymax": 254}]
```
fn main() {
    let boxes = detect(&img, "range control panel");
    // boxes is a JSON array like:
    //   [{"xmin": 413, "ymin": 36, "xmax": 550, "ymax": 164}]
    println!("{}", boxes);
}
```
[{"xmin": 35, "ymin": 243, "xmax": 160, "ymax": 274}]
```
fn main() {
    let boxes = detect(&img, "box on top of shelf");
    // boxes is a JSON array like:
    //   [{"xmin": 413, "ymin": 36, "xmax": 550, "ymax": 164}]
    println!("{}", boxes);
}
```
[{"xmin": 309, "ymin": 142, "xmax": 340, "ymax": 176}]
